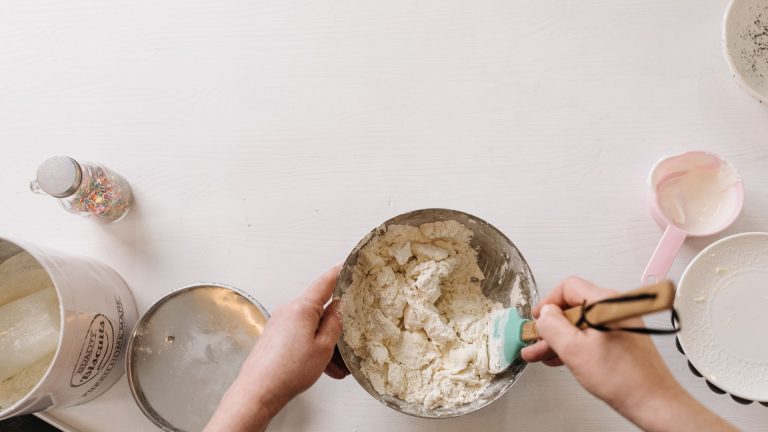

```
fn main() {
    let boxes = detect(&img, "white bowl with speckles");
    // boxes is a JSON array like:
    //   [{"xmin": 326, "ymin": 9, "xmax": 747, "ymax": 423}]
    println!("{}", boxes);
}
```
[{"xmin": 724, "ymin": 0, "xmax": 768, "ymax": 104}]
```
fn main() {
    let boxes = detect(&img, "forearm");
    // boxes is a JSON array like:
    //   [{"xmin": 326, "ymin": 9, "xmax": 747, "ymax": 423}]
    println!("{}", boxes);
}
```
[
  {"xmin": 618, "ymin": 385, "xmax": 737, "ymax": 432},
  {"xmin": 204, "ymin": 380, "xmax": 277, "ymax": 432}
]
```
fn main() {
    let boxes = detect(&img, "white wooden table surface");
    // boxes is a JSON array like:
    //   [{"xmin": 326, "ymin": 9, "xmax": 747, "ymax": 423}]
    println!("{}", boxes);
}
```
[{"xmin": 2, "ymin": 0, "xmax": 768, "ymax": 430}]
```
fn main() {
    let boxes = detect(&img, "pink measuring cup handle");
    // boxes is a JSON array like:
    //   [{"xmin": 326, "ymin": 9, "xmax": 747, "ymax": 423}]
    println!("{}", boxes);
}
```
[{"xmin": 641, "ymin": 225, "xmax": 687, "ymax": 283}]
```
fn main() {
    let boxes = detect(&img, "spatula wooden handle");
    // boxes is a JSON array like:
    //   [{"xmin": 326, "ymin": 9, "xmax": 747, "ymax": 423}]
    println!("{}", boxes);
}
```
[{"xmin": 521, "ymin": 280, "xmax": 675, "ymax": 342}]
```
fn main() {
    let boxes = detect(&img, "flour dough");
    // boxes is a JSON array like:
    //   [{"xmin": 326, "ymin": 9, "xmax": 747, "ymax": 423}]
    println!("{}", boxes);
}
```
[{"xmin": 342, "ymin": 220, "xmax": 500, "ymax": 409}]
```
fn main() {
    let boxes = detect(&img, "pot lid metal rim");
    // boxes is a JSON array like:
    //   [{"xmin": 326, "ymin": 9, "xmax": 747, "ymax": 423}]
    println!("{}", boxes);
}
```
[{"xmin": 126, "ymin": 282, "xmax": 270, "ymax": 432}]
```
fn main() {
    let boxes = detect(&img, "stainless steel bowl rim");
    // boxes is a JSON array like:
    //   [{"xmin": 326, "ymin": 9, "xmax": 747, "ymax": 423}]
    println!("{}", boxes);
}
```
[{"xmin": 334, "ymin": 208, "xmax": 539, "ymax": 419}]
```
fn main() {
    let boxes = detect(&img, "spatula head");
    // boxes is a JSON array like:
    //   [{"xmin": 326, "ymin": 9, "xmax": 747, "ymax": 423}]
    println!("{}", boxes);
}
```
[{"xmin": 488, "ymin": 308, "xmax": 529, "ymax": 374}]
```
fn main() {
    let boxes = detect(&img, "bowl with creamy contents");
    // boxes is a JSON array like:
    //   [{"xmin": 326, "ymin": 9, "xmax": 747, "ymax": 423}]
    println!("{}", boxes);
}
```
[
  {"xmin": 641, "ymin": 151, "xmax": 743, "ymax": 284},
  {"xmin": 334, "ymin": 209, "xmax": 537, "ymax": 418}
]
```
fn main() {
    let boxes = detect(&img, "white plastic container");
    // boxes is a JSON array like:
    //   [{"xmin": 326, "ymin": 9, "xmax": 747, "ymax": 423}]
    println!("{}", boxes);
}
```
[{"xmin": 0, "ymin": 237, "xmax": 138, "ymax": 420}]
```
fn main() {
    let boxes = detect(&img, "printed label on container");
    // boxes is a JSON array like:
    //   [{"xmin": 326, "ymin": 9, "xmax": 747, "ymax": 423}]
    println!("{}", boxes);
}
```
[
  {"xmin": 82, "ymin": 297, "xmax": 126, "ymax": 397},
  {"xmin": 70, "ymin": 314, "xmax": 116, "ymax": 387}
]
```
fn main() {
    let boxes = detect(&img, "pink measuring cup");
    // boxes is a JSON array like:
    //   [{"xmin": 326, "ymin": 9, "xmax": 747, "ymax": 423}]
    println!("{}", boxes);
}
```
[{"xmin": 641, "ymin": 151, "xmax": 744, "ymax": 283}]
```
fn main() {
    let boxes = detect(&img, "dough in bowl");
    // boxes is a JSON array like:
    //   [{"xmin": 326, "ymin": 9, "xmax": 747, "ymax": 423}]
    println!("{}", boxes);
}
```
[{"xmin": 342, "ymin": 220, "xmax": 500, "ymax": 409}]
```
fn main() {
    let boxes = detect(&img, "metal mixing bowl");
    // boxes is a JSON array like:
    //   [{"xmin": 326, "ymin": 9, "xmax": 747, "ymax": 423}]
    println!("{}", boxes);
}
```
[{"xmin": 334, "ymin": 208, "xmax": 538, "ymax": 418}]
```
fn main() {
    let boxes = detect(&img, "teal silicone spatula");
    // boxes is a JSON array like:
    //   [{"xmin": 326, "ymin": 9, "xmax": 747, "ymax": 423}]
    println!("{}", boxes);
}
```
[{"xmin": 488, "ymin": 280, "xmax": 676, "ymax": 374}]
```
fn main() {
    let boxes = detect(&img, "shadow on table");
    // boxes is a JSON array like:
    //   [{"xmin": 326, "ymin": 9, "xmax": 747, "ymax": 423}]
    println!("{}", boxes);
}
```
[{"xmin": 0, "ymin": 415, "xmax": 60, "ymax": 432}]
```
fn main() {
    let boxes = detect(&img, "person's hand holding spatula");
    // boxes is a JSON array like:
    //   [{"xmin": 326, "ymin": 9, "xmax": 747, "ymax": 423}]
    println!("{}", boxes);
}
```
[{"xmin": 520, "ymin": 277, "xmax": 736, "ymax": 432}]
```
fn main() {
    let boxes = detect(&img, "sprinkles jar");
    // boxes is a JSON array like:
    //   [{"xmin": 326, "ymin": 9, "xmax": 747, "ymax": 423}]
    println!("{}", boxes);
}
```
[{"xmin": 31, "ymin": 156, "xmax": 133, "ymax": 223}]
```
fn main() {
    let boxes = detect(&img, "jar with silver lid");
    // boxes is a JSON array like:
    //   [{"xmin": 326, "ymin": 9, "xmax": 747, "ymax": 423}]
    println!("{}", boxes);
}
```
[{"xmin": 30, "ymin": 156, "xmax": 133, "ymax": 223}]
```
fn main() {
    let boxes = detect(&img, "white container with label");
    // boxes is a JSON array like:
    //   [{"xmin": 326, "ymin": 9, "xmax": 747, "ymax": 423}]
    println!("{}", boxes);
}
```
[{"xmin": 0, "ymin": 237, "xmax": 138, "ymax": 420}]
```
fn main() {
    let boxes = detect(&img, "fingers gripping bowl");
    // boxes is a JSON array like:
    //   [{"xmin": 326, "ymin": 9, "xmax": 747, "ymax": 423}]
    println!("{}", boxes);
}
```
[{"xmin": 333, "ymin": 209, "xmax": 538, "ymax": 418}]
